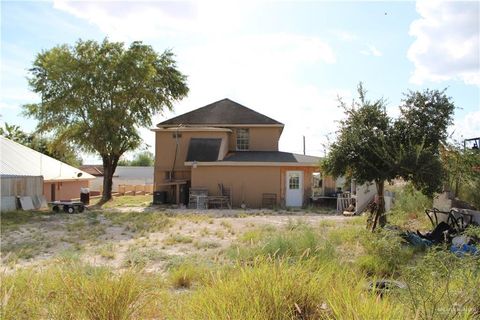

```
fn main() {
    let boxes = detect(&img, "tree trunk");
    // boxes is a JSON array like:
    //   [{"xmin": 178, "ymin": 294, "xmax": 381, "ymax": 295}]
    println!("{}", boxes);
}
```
[
  {"xmin": 101, "ymin": 154, "xmax": 120, "ymax": 202},
  {"xmin": 371, "ymin": 180, "xmax": 387, "ymax": 232}
]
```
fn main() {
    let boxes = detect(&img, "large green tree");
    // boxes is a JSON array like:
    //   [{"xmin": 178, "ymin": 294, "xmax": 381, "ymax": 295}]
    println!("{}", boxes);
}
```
[
  {"xmin": 322, "ymin": 84, "xmax": 455, "ymax": 230},
  {"xmin": 24, "ymin": 39, "xmax": 188, "ymax": 201}
]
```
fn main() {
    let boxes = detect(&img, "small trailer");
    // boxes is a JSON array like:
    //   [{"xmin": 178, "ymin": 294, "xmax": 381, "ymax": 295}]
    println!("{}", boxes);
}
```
[{"xmin": 49, "ymin": 201, "xmax": 85, "ymax": 214}]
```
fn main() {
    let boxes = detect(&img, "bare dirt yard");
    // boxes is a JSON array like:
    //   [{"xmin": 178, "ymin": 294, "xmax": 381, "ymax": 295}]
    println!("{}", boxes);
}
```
[{"xmin": 1, "ymin": 204, "xmax": 348, "ymax": 273}]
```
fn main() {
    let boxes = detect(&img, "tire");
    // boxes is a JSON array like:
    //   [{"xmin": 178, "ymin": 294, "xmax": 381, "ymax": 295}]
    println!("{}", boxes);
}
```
[
  {"xmin": 64, "ymin": 206, "xmax": 75, "ymax": 214},
  {"xmin": 52, "ymin": 206, "xmax": 59, "ymax": 213},
  {"xmin": 77, "ymin": 205, "xmax": 85, "ymax": 213}
]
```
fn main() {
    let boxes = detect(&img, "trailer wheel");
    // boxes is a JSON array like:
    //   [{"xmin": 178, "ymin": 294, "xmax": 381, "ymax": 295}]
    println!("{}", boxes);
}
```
[
  {"xmin": 77, "ymin": 205, "xmax": 85, "ymax": 213},
  {"xmin": 64, "ymin": 206, "xmax": 75, "ymax": 214},
  {"xmin": 52, "ymin": 205, "xmax": 59, "ymax": 213}
]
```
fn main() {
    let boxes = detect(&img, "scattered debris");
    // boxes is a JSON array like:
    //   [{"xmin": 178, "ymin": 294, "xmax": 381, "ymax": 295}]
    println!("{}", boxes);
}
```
[
  {"xmin": 400, "ymin": 207, "xmax": 479, "ymax": 254},
  {"xmin": 366, "ymin": 279, "xmax": 407, "ymax": 297}
]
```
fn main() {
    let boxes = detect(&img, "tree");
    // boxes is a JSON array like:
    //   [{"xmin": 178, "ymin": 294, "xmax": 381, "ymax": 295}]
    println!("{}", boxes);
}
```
[
  {"xmin": 117, "ymin": 151, "xmax": 154, "ymax": 166},
  {"xmin": 441, "ymin": 142, "xmax": 480, "ymax": 209},
  {"xmin": 130, "ymin": 151, "xmax": 154, "ymax": 166},
  {"xmin": 24, "ymin": 39, "xmax": 188, "ymax": 201},
  {"xmin": 0, "ymin": 123, "xmax": 82, "ymax": 166},
  {"xmin": 0, "ymin": 123, "xmax": 29, "ymax": 145},
  {"xmin": 322, "ymin": 84, "xmax": 455, "ymax": 231}
]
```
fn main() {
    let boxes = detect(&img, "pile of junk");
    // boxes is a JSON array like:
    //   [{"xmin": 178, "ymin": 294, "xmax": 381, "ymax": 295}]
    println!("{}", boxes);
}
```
[{"xmin": 401, "ymin": 208, "xmax": 480, "ymax": 255}]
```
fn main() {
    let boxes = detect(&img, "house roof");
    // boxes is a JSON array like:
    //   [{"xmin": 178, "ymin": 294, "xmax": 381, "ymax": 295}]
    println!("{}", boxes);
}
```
[
  {"xmin": 0, "ymin": 136, "xmax": 94, "ymax": 181},
  {"xmin": 222, "ymin": 151, "xmax": 321, "ymax": 164},
  {"xmin": 79, "ymin": 165, "xmax": 104, "ymax": 176},
  {"xmin": 157, "ymin": 98, "xmax": 284, "ymax": 127},
  {"xmin": 186, "ymin": 138, "xmax": 222, "ymax": 162}
]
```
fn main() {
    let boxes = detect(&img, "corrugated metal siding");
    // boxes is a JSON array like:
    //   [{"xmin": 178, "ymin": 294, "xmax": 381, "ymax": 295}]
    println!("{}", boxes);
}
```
[
  {"xmin": 0, "ymin": 175, "xmax": 43, "ymax": 197},
  {"xmin": 1, "ymin": 136, "xmax": 95, "ymax": 181}
]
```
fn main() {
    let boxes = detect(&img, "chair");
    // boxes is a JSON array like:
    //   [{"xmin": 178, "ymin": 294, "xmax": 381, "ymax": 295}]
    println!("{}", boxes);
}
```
[{"xmin": 262, "ymin": 193, "xmax": 277, "ymax": 209}]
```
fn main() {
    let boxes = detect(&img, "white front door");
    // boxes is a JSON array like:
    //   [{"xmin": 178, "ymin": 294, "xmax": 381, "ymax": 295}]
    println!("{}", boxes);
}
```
[{"xmin": 286, "ymin": 171, "xmax": 303, "ymax": 207}]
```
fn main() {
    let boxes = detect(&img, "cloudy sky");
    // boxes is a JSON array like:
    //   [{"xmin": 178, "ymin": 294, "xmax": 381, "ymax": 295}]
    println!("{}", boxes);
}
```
[{"xmin": 1, "ymin": 0, "xmax": 479, "ymax": 163}]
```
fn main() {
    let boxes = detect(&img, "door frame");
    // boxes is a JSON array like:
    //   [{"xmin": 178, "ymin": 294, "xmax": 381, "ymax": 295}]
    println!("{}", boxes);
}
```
[
  {"xmin": 285, "ymin": 170, "xmax": 303, "ymax": 207},
  {"xmin": 51, "ymin": 183, "xmax": 56, "ymax": 201}
]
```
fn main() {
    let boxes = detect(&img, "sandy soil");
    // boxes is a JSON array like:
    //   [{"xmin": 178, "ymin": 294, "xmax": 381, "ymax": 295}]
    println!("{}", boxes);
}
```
[{"xmin": 1, "ymin": 208, "xmax": 348, "ymax": 273}]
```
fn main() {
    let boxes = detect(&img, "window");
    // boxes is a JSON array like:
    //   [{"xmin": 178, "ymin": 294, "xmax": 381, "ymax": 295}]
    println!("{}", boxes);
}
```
[
  {"xmin": 289, "ymin": 173, "xmax": 300, "ymax": 189},
  {"xmin": 236, "ymin": 128, "xmax": 249, "ymax": 150},
  {"xmin": 312, "ymin": 172, "xmax": 323, "ymax": 188}
]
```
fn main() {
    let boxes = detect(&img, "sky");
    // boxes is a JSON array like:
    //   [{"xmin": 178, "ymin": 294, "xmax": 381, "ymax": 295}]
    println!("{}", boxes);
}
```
[{"xmin": 1, "ymin": 0, "xmax": 479, "ymax": 164}]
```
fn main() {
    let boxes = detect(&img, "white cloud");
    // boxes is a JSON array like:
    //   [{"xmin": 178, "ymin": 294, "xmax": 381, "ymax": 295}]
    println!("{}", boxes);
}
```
[
  {"xmin": 331, "ymin": 29, "xmax": 357, "ymax": 42},
  {"xmin": 52, "ymin": 0, "xmax": 255, "ymax": 41},
  {"xmin": 450, "ymin": 110, "xmax": 480, "ymax": 141},
  {"xmin": 408, "ymin": 1, "xmax": 480, "ymax": 86},
  {"xmin": 360, "ymin": 45, "xmax": 382, "ymax": 57},
  {"xmin": 51, "ymin": 1, "xmax": 348, "ymax": 157}
]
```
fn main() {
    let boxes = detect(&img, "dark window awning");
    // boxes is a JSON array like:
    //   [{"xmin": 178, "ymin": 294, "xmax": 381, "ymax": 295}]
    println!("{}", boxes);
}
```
[{"xmin": 186, "ymin": 138, "xmax": 222, "ymax": 162}]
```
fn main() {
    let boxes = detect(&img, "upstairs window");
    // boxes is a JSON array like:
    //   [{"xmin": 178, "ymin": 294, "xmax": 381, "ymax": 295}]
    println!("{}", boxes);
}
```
[{"xmin": 236, "ymin": 128, "xmax": 249, "ymax": 150}]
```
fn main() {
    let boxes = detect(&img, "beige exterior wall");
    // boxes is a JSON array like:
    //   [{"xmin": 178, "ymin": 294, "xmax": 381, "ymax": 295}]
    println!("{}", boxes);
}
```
[
  {"xmin": 191, "ymin": 165, "xmax": 327, "ymax": 208},
  {"xmin": 154, "ymin": 130, "xmax": 229, "ymax": 189},
  {"xmin": 279, "ymin": 167, "xmax": 321, "ymax": 206},
  {"xmin": 228, "ymin": 127, "xmax": 281, "ymax": 151},
  {"xmin": 191, "ymin": 166, "xmax": 282, "ymax": 208},
  {"xmin": 43, "ymin": 180, "xmax": 90, "ymax": 201}
]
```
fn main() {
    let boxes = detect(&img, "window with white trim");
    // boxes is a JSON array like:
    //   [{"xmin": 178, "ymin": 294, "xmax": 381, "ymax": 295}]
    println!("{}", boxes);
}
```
[
  {"xmin": 236, "ymin": 128, "xmax": 249, "ymax": 150},
  {"xmin": 289, "ymin": 173, "xmax": 300, "ymax": 189}
]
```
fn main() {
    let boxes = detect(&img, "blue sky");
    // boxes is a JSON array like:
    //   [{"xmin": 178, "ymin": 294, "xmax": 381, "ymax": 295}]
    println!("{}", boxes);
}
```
[{"xmin": 1, "ymin": 1, "xmax": 479, "ymax": 163}]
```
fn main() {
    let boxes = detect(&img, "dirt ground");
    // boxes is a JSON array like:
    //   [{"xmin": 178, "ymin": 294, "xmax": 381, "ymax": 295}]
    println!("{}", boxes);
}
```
[{"xmin": 1, "ymin": 208, "xmax": 348, "ymax": 273}]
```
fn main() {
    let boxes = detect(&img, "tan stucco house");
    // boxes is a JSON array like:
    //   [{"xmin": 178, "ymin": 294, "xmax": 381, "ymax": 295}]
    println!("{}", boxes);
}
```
[{"xmin": 153, "ymin": 99, "xmax": 341, "ymax": 208}]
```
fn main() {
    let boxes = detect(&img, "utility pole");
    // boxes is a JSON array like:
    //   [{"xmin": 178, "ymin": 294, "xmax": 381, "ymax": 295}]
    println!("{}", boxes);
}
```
[{"xmin": 303, "ymin": 136, "xmax": 306, "ymax": 155}]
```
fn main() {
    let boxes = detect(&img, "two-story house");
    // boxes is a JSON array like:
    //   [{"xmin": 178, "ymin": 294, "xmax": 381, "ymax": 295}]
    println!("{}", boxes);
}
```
[{"xmin": 153, "ymin": 98, "xmax": 338, "ymax": 208}]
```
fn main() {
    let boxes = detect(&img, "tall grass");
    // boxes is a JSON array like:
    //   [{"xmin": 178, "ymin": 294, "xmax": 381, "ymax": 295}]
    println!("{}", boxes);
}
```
[
  {"xmin": 388, "ymin": 183, "xmax": 432, "ymax": 229},
  {"xmin": 103, "ymin": 211, "xmax": 172, "ymax": 233},
  {"xmin": 177, "ymin": 258, "xmax": 406, "ymax": 319},
  {"xmin": 228, "ymin": 221, "xmax": 334, "ymax": 262},
  {"xmin": 1, "ymin": 261, "xmax": 155, "ymax": 320}
]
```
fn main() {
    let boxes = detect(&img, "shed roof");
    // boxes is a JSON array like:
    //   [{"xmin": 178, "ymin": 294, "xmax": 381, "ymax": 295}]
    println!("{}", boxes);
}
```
[
  {"xmin": 222, "ymin": 151, "xmax": 321, "ymax": 164},
  {"xmin": 0, "ymin": 136, "xmax": 94, "ymax": 181},
  {"xmin": 157, "ymin": 98, "xmax": 283, "ymax": 127}
]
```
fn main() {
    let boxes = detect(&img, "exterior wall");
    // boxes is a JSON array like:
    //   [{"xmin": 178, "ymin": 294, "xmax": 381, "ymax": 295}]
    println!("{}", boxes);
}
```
[
  {"xmin": 89, "ymin": 166, "xmax": 154, "ymax": 192},
  {"xmin": 323, "ymin": 176, "xmax": 336, "ymax": 195},
  {"xmin": 228, "ymin": 127, "xmax": 281, "ymax": 151},
  {"xmin": 279, "ymin": 167, "xmax": 321, "ymax": 206},
  {"xmin": 354, "ymin": 182, "xmax": 376, "ymax": 214},
  {"xmin": 154, "ymin": 130, "xmax": 228, "ymax": 190},
  {"xmin": 191, "ymin": 166, "xmax": 281, "ymax": 208},
  {"xmin": 43, "ymin": 180, "xmax": 90, "ymax": 201},
  {"xmin": 0, "ymin": 176, "xmax": 43, "ymax": 197}
]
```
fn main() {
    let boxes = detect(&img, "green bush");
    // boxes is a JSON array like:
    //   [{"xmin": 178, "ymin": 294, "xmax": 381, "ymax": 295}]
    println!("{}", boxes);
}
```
[
  {"xmin": 388, "ymin": 183, "xmax": 432, "ymax": 229},
  {"xmin": 356, "ymin": 229, "xmax": 415, "ymax": 276}
]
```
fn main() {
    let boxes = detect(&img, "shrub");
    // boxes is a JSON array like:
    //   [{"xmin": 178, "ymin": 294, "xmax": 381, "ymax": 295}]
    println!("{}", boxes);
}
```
[
  {"xmin": 401, "ymin": 249, "xmax": 480, "ymax": 319},
  {"xmin": 168, "ymin": 262, "xmax": 210, "ymax": 289},
  {"xmin": 355, "ymin": 229, "xmax": 415, "ymax": 276},
  {"xmin": 388, "ymin": 183, "xmax": 432, "ymax": 229}
]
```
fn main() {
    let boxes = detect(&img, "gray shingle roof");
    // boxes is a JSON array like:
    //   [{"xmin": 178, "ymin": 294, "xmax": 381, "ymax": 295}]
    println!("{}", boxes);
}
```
[
  {"xmin": 158, "ymin": 98, "xmax": 283, "ymax": 127},
  {"xmin": 186, "ymin": 138, "xmax": 222, "ymax": 162},
  {"xmin": 222, "ymin": 151, "xmax": 321, "ymax": 164}
]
